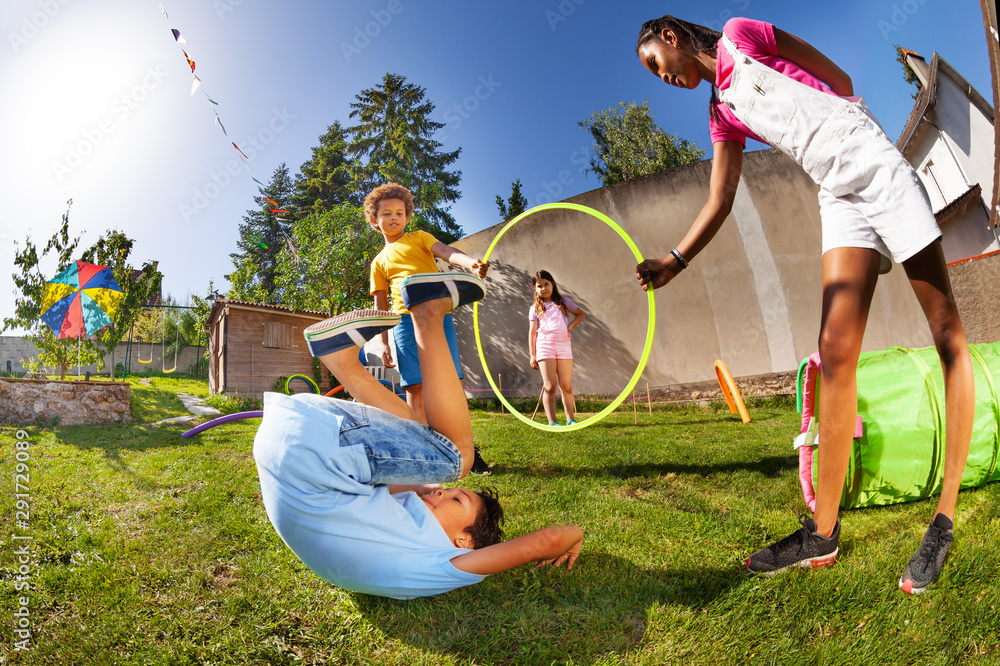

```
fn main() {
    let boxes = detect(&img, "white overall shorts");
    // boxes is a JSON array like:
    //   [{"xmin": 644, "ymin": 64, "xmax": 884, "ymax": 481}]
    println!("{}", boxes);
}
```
[{"xmin": 714, "ymin": 34, "xmax": 941, "ymax": 270}]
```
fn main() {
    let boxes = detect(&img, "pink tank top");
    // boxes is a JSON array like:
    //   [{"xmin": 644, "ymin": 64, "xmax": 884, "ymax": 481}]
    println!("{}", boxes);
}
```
[{"xmin": 710, "ymin": 18, "xmax": 841, "ymax": 148}]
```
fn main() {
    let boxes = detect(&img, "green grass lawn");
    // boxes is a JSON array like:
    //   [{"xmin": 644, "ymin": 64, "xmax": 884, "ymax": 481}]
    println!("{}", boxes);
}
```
[{"xmin": 1, "ymin": 390, "xmax": 998, "ymax": 665}]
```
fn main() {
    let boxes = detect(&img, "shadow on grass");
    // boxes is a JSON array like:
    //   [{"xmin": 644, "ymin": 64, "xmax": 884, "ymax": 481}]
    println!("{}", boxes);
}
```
[
  {"xmin": 49, "ymin": 420, "xmax": 242, "ymax": 491},
  {"xmin": 354, "ymin": 552, "xmax": 746, "ymax": 664},
  {"xmin": 492, "ymin": 454, "xmax": 796, "ymax": 480}
]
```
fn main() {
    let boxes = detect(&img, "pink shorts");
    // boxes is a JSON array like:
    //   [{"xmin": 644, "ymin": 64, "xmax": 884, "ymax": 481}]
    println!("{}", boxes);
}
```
[{"xmin": 535, "ymin": 332, "xmax": 573, "ymax": 361}]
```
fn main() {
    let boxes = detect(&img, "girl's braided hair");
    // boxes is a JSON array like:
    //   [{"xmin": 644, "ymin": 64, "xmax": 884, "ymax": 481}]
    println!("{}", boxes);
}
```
[
  {"xmin": 635, "ymin": 15, "xmax": 723, "ymax": 122},
  {"xmin": 635, "ymin": 15, "xmax": 721, "ymax": 57}
]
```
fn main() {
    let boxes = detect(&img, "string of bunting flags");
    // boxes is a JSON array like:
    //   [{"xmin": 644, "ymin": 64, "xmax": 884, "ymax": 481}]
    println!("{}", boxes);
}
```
[{"xmin": 158, "ymin": 3, "xmax": 299, "ymax": 261}]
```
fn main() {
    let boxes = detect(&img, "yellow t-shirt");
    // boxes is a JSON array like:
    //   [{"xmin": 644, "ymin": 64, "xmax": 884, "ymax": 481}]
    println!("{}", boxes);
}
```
[{"xmin": 370, "ymin": 230, "xmax": 440, "ymax": 314}]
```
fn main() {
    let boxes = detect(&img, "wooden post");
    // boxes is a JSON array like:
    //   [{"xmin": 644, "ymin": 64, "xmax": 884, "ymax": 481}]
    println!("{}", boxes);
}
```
[
  {"xmin": 530, "ymin": 386, "xmax": 544, "ymax": 421},
  {"xmin": 498, "ymin": 374, "xmax": 503, "ymax": 413},
  {"xmin": 632, "ymin": 388, "xmax": 637, "ymax": 424},
  {"xmin": 646, "ymin": 382, "xmax": 652, "ymax": 415}
]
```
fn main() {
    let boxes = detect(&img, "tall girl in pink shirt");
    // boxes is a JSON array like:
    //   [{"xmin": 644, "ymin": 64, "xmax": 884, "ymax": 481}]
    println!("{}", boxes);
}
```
[
  {"xmin": 528, "ymin": 270, "xmax": 586, "ymax": 427},
  {"xmin": 634, "ymin": 15, "xmax": 972, "ymax": 594}
]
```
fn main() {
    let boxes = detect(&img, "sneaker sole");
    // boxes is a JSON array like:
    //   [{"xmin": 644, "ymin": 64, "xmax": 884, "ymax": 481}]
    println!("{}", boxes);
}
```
[
  {"xmin": 747, "ymin": 549, "xmax": 838, "ymax": 577},
  {"xmin": 303, "ymin": 310, "xmax": 400, "ymax": 357},
  {"xmin": 399, "ymin": 272, "xmax": 486, "ymax": 311},
  {"xmin": 898, "ymin": 578, "xmax": 928, "ymax": 595}
]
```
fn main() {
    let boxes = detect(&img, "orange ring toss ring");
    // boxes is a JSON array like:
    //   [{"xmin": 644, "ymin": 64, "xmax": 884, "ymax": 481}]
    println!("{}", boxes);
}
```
[{"xmin": 714, "ymin": 359, "xmax": 751, "ymax": 424}]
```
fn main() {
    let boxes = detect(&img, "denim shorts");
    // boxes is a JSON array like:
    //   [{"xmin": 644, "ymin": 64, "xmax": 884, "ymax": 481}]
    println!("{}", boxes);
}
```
[
  {"xmin": 393, "ymin": 312, "xmax": 464, "ymax": 388},
  {"xmin": 255, "ymin": 393, "xmax": 465, "ymax": 489},
  {"xmin": 335, "ymin": 399, "xmax": 464, "ymax": 485}
]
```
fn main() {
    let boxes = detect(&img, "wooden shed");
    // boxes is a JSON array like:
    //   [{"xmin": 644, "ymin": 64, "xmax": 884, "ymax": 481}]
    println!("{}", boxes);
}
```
[{"xmin": 206, "ymin": 298, "xmax": 329, "ymax": 397}]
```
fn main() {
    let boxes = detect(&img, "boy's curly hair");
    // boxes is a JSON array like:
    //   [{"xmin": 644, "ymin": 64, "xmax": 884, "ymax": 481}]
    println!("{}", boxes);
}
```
[
  {"xmin": 364, "ymin": 182, "xmax": 415, "ymax": 222},
  {"xmin": 468, "ymin": 487, "xmax": 505, "ymax": 549}
]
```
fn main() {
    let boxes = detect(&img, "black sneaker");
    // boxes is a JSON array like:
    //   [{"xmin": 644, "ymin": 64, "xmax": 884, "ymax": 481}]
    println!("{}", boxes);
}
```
[
  {"xmin": 747, "ymin": 515, "xmax": 840, "ymax": 575},
  {"xmin": 899, "ymin": 514, "xmax": 954, "ymax": 595},
  {"xmin": 470, "ymin": 446, "xmax": 492, "ymax": 475}
]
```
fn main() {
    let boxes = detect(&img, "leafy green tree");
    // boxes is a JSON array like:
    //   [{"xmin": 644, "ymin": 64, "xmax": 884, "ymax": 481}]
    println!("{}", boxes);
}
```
[
  {"xmin": 578, "ymin": 100, "xmax": 705, "ymax": 186},
  {"xmin": 80, "ymin": 230, "xmax": 162, "ymax": 378},
  {"xmin": 347, "ymin": 73, "xmax": 463, "ymax": 242},
  {"xmin": 496, "ymin": 179, "xmax": 529, "ymax": 222},
  {"xmin": 228, "ymin": 163, "xmax": 297, "ymax": 303},
  {"xmin": 294, "ymin": 122, "xmax": 356, "ymax": 213},
  {"xmin": 895, "ymin": 45, "xmax": 923, "ymax": 100},
  {"xmin": 276, "ymin": 204, "xmax": 382, "ymax": 316},
  {"xmin": 2, "ymin": 200, "xmax": 103, "ymax": 378}
]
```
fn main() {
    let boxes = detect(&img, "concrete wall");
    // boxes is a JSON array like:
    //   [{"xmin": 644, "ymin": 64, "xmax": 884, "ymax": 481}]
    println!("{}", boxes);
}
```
[
  {"xmin": 949, "ymin": 251, "xmax": 1000, "ymax": 344},
  {"xmin": 452, "ymin": 149, "xmax": 938, "ymax": 397},
  {"xmin": 0, "ymin": 336, "xmax": 205, "ymax": 377}
]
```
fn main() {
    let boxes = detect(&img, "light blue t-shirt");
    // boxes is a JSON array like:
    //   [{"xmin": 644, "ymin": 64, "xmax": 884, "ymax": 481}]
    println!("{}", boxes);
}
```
[{"xmin": 252, "ymin": 392, "xmax": 485, "ymax": 599}]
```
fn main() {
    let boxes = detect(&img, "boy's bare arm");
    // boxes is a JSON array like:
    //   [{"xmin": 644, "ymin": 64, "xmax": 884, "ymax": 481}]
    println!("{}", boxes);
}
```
[
  {"xmin": 430, "ymin": 242, "xmax": 490, "ymax": 278},
  {"xmin": 450, "ymin": 525, "xmax": 583, "ymax": 575},
  {"xmin": 388, "ymin": 483, "xmax": 442, "ymax": 495},
  {"xmin": 373, "ymin": 290, "xmax": 394, "ymax": 367}
]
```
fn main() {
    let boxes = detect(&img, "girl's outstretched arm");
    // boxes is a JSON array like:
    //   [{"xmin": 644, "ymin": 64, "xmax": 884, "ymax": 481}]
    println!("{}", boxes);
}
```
[
  {"xmin": 637, "ymin": 140, "xmax": 743, "ymax": 290},
  {"xmin": 773, "ymin": 28, "xmax": 853, "ymax": 97}
]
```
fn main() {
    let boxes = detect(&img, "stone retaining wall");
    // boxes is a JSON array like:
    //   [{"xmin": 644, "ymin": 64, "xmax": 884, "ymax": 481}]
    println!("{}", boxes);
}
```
[
  {"xmin": 647, "ymin": 371, "xmax": 798, "ymax": 405},
  {"xmin": 0, "ymin": 378, "xmax": 131, "ymax": 426}
]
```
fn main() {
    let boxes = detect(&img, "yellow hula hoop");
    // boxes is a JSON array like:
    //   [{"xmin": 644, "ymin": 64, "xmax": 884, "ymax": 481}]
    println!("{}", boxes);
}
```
[
  {"xmin": 473, "ymin": 202, "xmax": 656, "ymax": 432},
  {"xmin": 714, "ymin": 359, "xmax": 751, "ymax": 424}
]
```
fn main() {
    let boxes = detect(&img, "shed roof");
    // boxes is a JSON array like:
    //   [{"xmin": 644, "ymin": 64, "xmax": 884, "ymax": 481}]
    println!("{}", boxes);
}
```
[{"xmin": 205, "ymin": 298, "xmax": 328, "ymax": 329}]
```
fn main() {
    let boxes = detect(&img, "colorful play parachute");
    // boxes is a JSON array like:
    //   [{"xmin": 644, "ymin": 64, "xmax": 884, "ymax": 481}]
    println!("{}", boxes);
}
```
[{"xmin": 796, "ymin": 342, "xmax": 1000, "ymax": 510}]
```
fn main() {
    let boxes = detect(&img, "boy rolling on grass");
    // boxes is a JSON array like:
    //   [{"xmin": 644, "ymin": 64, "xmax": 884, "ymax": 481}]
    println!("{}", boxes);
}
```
[
  {"xmin": 367, "ymin": 181, "xmax": 493, "ymax": 473},
  {"xmin": 253, "ymin": 274, "xmax": 583, "ymax": 599}
]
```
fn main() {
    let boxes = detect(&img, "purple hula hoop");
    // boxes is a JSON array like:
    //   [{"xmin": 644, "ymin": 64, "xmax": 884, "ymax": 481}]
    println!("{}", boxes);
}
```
[{"xmin": 181, "ymin": 411, "xmax": 264, "ymax": 438}]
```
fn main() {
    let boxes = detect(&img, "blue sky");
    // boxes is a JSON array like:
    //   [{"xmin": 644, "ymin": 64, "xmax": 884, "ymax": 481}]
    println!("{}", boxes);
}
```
[{"xmin": 0, "ymin": 0, "xmax": 992, "ymax": 333}]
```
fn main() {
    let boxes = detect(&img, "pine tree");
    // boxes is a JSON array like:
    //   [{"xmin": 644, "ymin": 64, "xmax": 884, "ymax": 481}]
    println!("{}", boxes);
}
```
[
  {"xmin": 294, "ymin": 121, "xmax": 356, "ymax": 213},
  {"xmin": 228, "ymin": 163, "xmax": 297, "ymax": 303},
  {"xmin": 347, "ymin": 73, "xmax": 463, "ymax": 242},
  {"xmin": 496, "ymin": 179, "xmax": 529, "ymax": 221}
]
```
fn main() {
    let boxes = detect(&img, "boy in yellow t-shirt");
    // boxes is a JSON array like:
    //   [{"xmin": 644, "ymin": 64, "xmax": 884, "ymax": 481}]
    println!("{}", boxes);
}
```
[{"xmin": 366, "ymin": 182, "xmax": 493, "ymax": 473}]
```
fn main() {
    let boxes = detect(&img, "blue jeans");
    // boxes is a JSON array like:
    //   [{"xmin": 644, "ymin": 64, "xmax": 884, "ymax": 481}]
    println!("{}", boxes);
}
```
[
  {"xmin": 333, "ymin": 399, "xmax": 464, "ymax": 485},
  {"xmin": 393, "ymin": 312, "xmax": 463, "ymax": 387}
]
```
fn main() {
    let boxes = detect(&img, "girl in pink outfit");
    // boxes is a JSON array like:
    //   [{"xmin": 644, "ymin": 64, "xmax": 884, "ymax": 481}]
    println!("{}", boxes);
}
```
[
  {"xmin": 528, "ymin": 270, "xmax": 586, "ymax": 426},
  {"xmin": 634, "ymin": 15, "xmax": 972, "ymax": 594}
]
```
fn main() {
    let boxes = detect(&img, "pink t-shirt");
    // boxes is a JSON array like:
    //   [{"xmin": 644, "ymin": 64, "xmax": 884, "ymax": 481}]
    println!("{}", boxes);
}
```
[
  {"xmin": 710, "ymin": 18, "xmax": 841, "ymax": 148},
  {"xmin": 529, "ymin": 297, "xmax": 578, "ymax": 335}
]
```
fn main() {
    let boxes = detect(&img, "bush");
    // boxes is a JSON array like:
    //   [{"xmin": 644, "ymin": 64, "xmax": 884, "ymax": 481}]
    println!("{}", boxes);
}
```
[{"xmin": 205, "ymin": 392, "xmax": 262, "ymax": 414}]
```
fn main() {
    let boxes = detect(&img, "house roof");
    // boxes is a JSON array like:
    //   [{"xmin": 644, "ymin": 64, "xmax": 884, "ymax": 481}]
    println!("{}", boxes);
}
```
[
  {"xmin": 205, "ymin": 298, "xmax": 329, "ymax": 328},
  {"xmin": 896, "ymin": 51, "xmax": 994, "ymax": 156},
  {"xmin": 934, "ymin": 183, "xmax": 983, "ymax": 224}
]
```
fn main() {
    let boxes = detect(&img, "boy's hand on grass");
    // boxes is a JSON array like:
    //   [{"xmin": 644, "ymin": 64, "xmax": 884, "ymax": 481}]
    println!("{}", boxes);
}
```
[{"xmin": 534, "ymin": 533, "xmax": 583, "ymax": 571}]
